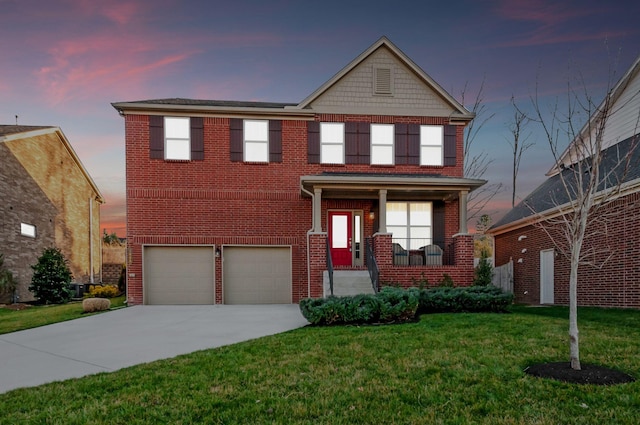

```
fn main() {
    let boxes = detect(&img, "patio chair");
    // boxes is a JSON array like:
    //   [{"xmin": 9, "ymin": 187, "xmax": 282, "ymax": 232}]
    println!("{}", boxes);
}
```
[
  {"xmin": 423, "ymin": 244, "xmax": 443, "ymax": 266},
  {"xmin": 392, "ymin": 243, "xmax": 409, "ymax": 265}
]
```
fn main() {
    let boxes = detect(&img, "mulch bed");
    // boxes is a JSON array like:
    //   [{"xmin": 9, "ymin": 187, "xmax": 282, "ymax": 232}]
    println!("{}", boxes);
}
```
[{"xmin": 525, "ymin": 362, "xmax": 635, "ymax": 385}]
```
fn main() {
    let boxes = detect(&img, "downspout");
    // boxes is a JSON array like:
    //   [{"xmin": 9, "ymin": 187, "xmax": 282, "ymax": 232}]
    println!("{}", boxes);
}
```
[
  {"xmin": 89, "ymin": 197, "xmax": 94, "ymax": 284},
  {"xmin": 300, "ymin": 184, "xmax": 315, "ymax": 298}
]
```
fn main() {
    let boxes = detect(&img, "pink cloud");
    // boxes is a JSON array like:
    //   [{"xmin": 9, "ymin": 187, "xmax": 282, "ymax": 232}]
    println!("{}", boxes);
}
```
[
  {"xmin": 33, "ymin": 32, "xmax": 200, "ymax": 104},
  {"xmin": 62, "ymin": 0, "xmax": 149, "ymax": 25},
  {"xmin": 30, "ymin": 25, "xmax": 285, "ymax": 105}
]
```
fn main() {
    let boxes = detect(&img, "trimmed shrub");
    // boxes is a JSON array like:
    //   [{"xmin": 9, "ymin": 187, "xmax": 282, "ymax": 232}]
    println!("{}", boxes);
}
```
[
  {"xmin": 300, "ymin": 286, "xmax": 513, "ymax": 326},
  {"xmin": 377, "ymin": 287, "xmax": 419, "ymax": 323},
  {"xmin": 299, "ymin": 287, "xmax": 418, "ymax": 326},
  {"xmin": 29, "ymin": 247, "xmax": 73, "ymax": 304},
  {"xmin": 82, "ymin": 297, "xmax": 111, "ymax": 313},
  {"xmin": 85, "ymin": 285, "xmax": 119, "ymax": 299},
  {"xmin": 417, "ymin": 285, "xmax": 513, "ymax": 314}
]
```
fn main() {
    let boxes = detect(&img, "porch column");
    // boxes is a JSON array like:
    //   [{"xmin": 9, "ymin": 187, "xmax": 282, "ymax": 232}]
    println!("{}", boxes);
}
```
[
  {"xmin": 313, "ymin": 188, "xmax": 322, "ymax": 233},
  {"xmin": 459, "ymin": 190, "xmax": 468, "ymax": 234},
  {"xmin": 378, "ymin": 189, "xmax": 387, "ymax": 233}
]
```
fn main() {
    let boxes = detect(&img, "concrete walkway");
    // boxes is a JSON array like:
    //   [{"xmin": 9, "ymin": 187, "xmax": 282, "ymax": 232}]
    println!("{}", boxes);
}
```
[{"xmin": 0, "ymin": 304, "xmax": 308, "ymax": 394}]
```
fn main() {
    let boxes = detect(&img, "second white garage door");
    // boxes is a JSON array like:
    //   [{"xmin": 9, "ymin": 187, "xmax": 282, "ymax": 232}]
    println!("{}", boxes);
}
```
[
  {"xmin": 223, "ymin": 246, "xmax": 292, "ymax": 304},
  {"xmin": 144, "ymin": 246, "xmax": 214, "ymax": 305}
]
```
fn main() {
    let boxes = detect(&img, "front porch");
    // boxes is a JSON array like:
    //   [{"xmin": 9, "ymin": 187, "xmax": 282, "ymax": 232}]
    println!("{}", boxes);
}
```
[
  {"xmin": 301, "ymin": 172, "xmax": 483, "ymax": 298},
  {"xmin": 311, "ymin": 232, "xmax": 475, "ymax": 297}
]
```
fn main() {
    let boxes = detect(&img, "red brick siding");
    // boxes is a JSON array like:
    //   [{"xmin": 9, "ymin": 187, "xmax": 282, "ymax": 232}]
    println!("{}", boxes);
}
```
[
  {"xmin": 125, "ymin": 114, "xmax": 471, "ymax": 304},
  {"xmin": 308, "ymin": 233, "xmax": 326, "ymax": 298},
  {"xmin": 374, "ymin": 233, "xmax": 475, "ymax": 288},
  {"xmin": 494, "ymin": 192, "xmax": 640, "ymax": 308}
]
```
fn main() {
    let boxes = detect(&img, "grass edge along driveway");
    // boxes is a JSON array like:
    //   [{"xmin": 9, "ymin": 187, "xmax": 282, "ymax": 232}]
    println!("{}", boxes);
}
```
[
  {"xmin": 0, "ymin": 305, "xmax": 638, "ymax": 424},
  {"xmin": 0, "ymin": 296, "xmax": 126, "ymax": 335}
]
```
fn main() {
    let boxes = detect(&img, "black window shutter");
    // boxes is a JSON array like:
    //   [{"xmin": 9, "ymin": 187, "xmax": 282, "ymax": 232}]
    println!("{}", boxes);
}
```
[
  {"xmin": 307, "ymin": 121, "xmax": 320, "ymax": 163},
  {"xmin": 149, "ymin": 115, "xmax": 164, "ymax": 159},
  {"xmin": 230, "ymin": 118, "xmax": 243, "ymax": 162},
  {"xmin": 345, "ymin": 122, "xmax": 370, "ymax": 164},
  {"xmin": 190, "ymin": 117, "xmax": 204, "ymax": 161},
  {"xmin": 345, "ymin": 122, "xmax": 358, "ymax": 164},
  {"xmin": 444, "ymin": 125, "xmax": 457, "ymax": 166},
  {"xmin": 407, "ymin": 124, "xmax": 420, "ymax": 165},
  {"xmin": 358, "ymin": 123, "xmax": 370, "ymax": 164},
  {"xmin": 269, "ymin": 120, "xmax": 282, "ymax": 163},
  {"xmin": 433, "ymin": 201, "xmax": 445, "ymax": 249},
  {"xmin": 395, "ymin": 123, "xmax": 407, "ymax": 164}
]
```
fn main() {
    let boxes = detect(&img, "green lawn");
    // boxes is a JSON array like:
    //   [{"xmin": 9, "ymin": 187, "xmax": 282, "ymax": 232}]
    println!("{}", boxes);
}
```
[
  {"xmin": 0, "ymin": 305, "xmax": 638, "ymax": 424},
  {"xmin": 0, "ymin": 296, "xmax": 126, "ymax": 335}
]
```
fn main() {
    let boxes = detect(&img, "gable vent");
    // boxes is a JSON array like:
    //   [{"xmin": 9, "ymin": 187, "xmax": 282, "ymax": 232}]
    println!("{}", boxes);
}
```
[{"xmin": 374, "ymin": 67, "xmax": 393, "ymax": 95}]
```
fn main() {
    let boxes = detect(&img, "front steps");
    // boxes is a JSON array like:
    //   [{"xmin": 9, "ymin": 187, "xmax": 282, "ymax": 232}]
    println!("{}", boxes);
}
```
[{"xmin": 323, "ymin": 270, "xmax": 375, "ymax": 297}]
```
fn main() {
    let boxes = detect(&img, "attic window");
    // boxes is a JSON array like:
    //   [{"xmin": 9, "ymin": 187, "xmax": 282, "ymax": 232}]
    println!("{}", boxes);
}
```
[{"xmin": 374, "ymin": 67, "xmax": 393, "ymax": 95}]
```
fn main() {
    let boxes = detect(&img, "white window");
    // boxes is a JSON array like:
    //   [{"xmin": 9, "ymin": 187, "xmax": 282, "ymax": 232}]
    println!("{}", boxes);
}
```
[
  {"xmin": 165, "ymin": 117, "xmax": 190, "ymax": 160},
  {"xmin": 420, "ymin": 125, "xmax": 443, "ymax": 166},
  {"xmin": 244, "ymin": 120, "xmax": 269, "ymax": 162},
  {"xmin": 371, "ymin": 124, "xmax": 394, "ymax": 165},
  {"xmin": 21, "ymin": 223, "xmax": 36, "ymax": 238},
  {"xmin": 320, "ymin": 123, "xmax": 344, "ymax": 164},
  {"xmin": 386, "ymin": 202, "xmax": 432, "ymax": 250}
]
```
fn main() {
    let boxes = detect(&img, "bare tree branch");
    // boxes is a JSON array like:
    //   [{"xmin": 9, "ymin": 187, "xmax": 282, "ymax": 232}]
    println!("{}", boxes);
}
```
[
  {"xmin": 507, "ymin": 96, "xmax": 534, "ymax": 207},
  {"xmin": 460, "ymin": 77, "xmax": 503, "ymax": 222}
]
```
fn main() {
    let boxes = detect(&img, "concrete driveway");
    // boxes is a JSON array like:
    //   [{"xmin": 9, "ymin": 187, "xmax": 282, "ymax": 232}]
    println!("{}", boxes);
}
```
[{"xmin": 0, "ymin": 304, "xmax": 308, "ymax": 394}]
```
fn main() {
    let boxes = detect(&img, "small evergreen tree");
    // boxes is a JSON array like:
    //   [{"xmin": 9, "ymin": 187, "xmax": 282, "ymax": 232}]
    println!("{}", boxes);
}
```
[
  {"xmin": 473, "ymin": 250, "xmax": 494, "ymax": 286},
  {"xmin": 0, "ymin": 253, "xmax": 17, "ymax": 302},
  {"xmin": 29, "ymin": 247, "xmax": 73, "ymax": 304}
]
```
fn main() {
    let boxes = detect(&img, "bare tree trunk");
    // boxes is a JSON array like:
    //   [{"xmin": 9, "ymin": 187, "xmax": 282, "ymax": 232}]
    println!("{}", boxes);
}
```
[{"xmin": 569, "ymin": 246, "xmax": 581, "ymax": 370}]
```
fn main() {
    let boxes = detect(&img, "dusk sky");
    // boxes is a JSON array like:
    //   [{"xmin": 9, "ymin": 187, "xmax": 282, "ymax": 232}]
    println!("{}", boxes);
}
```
[{"xmin": 2, "ymin": 0, "xmax": 639, "ymax": 236}]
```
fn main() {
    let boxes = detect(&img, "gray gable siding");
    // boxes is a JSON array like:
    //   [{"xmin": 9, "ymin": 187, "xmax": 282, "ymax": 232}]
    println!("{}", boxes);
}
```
[{"xmin": 308, "ymin": 48, "xmax": 454, "ymax": 116}]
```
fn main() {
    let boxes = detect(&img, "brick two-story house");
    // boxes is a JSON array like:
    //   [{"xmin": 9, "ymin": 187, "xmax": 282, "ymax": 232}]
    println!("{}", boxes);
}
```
[
  {"xmin": 113, "ymin": 37, "xmax": 485, "ymax": 305},
  {"xmin": 0, "ymin": 125, "xmax": 104, "ymax": 302}
]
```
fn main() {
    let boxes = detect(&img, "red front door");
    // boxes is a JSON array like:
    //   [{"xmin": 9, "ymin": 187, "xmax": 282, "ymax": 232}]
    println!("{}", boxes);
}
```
[{"xmin": 328, "ymin": 211, "xmax": 352, "ymax": 266}]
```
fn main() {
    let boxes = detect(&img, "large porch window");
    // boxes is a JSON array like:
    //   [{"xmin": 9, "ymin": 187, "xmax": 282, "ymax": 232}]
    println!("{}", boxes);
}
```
[{"xmin": 386, "ymin": 202, "xmax": 432, "ymax": 250}]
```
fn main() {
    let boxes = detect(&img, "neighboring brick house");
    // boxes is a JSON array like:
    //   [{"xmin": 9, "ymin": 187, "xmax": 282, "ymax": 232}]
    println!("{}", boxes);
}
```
[
  {"xmin": 112, "ymin": 37, "xmax": 485, "ymax": 305},
  {"xmin": 0, "ymin": 125, "xmax": 104, "ymax": 302},
  {"xmin": 490, "ymin": 55, "xmax": 640, "ymax": 309}
]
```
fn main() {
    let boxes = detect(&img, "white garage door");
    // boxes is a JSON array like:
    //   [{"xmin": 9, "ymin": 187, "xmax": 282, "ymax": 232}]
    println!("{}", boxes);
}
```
[
  {"xmin": 223, "ymin": 247, "xmax": 292, "ymax": 304},
  {"xmin": 144, "ymin": 246, "xmax": 214, "ymax": 305}
]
